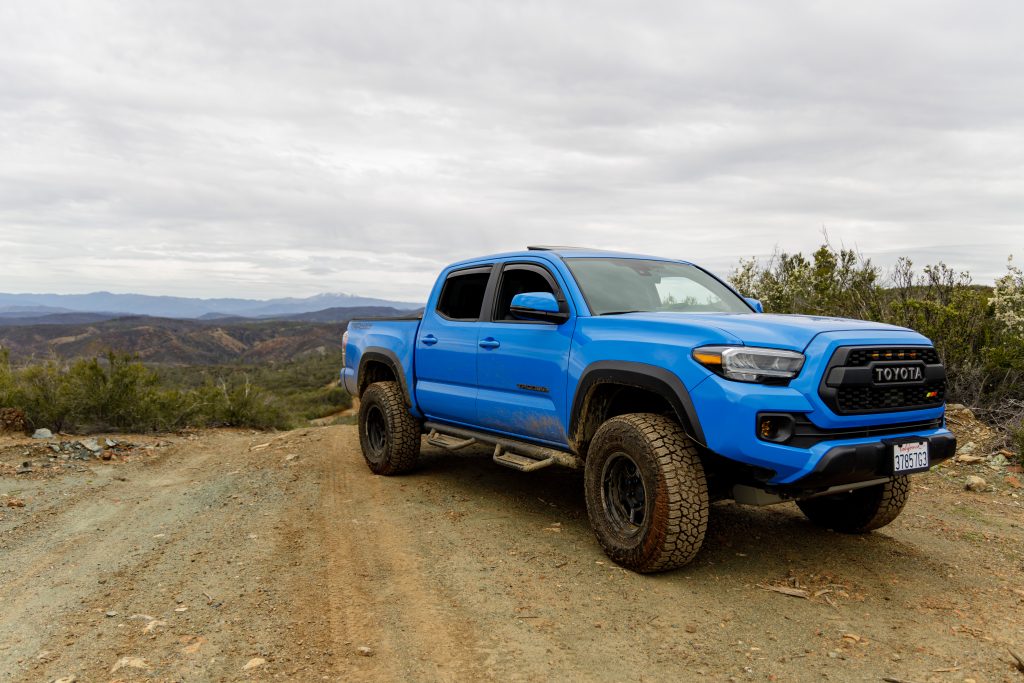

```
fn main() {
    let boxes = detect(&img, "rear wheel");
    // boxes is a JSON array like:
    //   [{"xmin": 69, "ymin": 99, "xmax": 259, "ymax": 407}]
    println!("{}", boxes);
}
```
[
  {"xmin": 358, "ymin": 381, "xmax": 421, "ymax": 475},
  {"xmin": 583, "ymin": 413, "xmax": 709, "ymax": 573},
  {"xmin": 796, "ymin": 476, "xmax": 909, "ymax": 533}
]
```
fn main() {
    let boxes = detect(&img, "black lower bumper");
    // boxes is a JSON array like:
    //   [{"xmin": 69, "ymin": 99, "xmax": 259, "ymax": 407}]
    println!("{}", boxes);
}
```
[{"xmin": 783, "ymin": 432, "xmax": 957, "ymax": 491}]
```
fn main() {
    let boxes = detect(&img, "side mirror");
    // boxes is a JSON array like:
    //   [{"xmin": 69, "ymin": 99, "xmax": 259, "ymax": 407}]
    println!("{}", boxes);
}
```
[
  {"xmin": 744, "ymin": 297, "xmax": 764, "ymax": 313},
  {"xmin": 509, "ymin": 292, "xmax": 569, "ymax": 323}
]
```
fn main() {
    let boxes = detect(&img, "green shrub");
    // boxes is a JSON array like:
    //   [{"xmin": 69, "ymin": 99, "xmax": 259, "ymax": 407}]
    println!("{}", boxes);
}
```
[{"xmin": 0, "ymin": 350, "xmax": 350, "ymax": 433}]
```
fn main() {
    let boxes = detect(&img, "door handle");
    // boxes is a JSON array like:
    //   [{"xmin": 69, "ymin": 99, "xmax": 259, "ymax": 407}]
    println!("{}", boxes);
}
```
[
  {"xmin": 421, "ymin": 334, "xmax": 438, "ymax": 346},
  {"xmin": 479, "ymin": 338, "xmax": 500, "ymax": 350}
]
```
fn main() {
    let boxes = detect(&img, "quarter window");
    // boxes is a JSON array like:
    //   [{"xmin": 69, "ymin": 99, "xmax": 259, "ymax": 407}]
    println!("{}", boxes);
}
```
[{"xmin": 436, "ymin": 268, "xmax": 490, "ymax": 321}]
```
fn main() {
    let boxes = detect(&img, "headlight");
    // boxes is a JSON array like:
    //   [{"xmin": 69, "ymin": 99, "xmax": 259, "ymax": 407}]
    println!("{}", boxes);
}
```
[
  {"xmin": 342, "ymin": 330, "xmax": 349, "ymax": 367},
  {"xmin": 692, "ymin": 345, "xmax": 805, "ymax": 384}
]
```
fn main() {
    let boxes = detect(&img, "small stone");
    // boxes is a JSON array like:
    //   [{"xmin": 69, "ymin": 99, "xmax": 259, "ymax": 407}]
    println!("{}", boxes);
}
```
[
  {"xmin": 110, "ymin": 656, "xmax": 148, "ymax": 673},
  {"xmin": 285, "ymin": 453, "xmax": 299, "ymax": 462},
  {"xmin": 142, "ymin": 619, "xmax": 166, "ymax": 634},
  {"xmin": 1006, "ymin": 475, "xmax": 1023, "ymax": 489},
  {"xmin": 105, "ymin": 610, "xmax": 118, "ymax": 618},
  {"xmin": 965, "ymin": 475, "xmax": 987, "ymax": 492},
  {"xmin": 52, "ymin": 676, "xmax": 77, "ymax": 683},
  {"xmin": 5, "ymin": 497, "xmax": 25, "ymax": 508},
  {"xmin": 80, "ymin": 439, "xmax": 103, "ymax": 453},
  {"xmin": 15, "ymin": 463, "xmax": 33, "ymax": 474},
  {"xmin": 242, "ymin": 657, "xmax": 267, "ymax": 670},
  {"xmin": 357, "ymin": 646, "xmax": 374, "ymax": 657},
  {"xmin": 105, "ymin": 438, "xmax": 117, "ymax": 447},
  {"xmin": 31, "ymin": 428, "xmax": 53, "ymax": 439}
]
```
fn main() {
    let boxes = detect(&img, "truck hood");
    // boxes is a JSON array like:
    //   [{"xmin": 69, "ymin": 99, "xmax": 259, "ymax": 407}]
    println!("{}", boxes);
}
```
[{"xmin": 612, "ymin": 312, "xmax": 914, "ymax": 351}]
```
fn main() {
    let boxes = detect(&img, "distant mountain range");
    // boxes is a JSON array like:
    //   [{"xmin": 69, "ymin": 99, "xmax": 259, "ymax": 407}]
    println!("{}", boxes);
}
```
[
  {"xmin": 0, "ymin": 291, "xmax": 422, "ymax": 320},
  {"xmin": 0, "ymin": 306, "xmax": 420, "ymax": 364}
]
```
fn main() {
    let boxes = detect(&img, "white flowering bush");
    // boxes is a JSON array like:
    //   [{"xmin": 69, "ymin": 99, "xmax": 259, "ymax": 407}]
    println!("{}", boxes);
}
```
[{"xmin": 990, "ymin": 257, "xmax": 1024, "ymax": 335}]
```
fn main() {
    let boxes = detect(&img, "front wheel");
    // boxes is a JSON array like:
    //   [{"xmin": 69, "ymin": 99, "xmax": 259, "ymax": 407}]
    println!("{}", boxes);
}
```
[
  {"xmin": 583, "ymin": 413, "xmax": 709, "ymax": 573},
  {"xmin": 796, "ymin": 476, "xmax": 909, "ymax": 533},
  {"xmin": 357, "ymin": 381, "xmax": 421, "ymax": 475}
]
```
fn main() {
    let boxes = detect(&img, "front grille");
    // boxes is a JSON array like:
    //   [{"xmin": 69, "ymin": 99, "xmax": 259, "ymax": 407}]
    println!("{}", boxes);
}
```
[
  {"xmin": 819, "ymin": 346, "xmax": 946, "ymax": 415},
  {"xmin": 835, "ymin": 384, "xmax": 946, "ymax": 413}
]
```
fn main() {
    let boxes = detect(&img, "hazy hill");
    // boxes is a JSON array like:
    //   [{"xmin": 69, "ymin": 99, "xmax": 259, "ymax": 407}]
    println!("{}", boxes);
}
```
[
  {"xmin": 0, "ymin": 306, "xmax": 409, "ymax": 364},
  {"xmin": 0, "ymin": 291, "xmax": 422, "ymax": 319}
]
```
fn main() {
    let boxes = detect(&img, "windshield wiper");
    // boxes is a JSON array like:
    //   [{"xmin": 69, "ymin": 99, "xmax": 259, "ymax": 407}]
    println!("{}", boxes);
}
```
[{"xmin": 600, "ymin": 310, "xmax": 644, "ymax": 315}]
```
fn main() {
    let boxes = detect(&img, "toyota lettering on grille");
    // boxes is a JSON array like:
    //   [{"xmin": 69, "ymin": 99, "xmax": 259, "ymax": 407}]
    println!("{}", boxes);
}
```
[{"xmin": 873, "ymin": 364, "xmax": 924, "ymax": 384}]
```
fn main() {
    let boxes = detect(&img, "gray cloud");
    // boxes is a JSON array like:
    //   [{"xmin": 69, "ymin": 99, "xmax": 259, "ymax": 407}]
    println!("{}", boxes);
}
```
[{"xmin": 0, "ymin": 0, "xmax": 1021, "ymax": 301}]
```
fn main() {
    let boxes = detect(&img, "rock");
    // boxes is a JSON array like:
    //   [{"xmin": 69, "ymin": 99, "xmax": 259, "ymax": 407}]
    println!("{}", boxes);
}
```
[
  {"xmin": 15, "ymin": 462, "xmax": 33, "ymax": 474},
  {"xmin": 105, "ymin": 610, "xmax": 118, "ymax": 618},
  {"xmin": 242, "ymin": 657, "xmax": 267, "ymax": 670},
  {"xmin": 965, "ymin": 475, "xmax": 987, "ymax": 492},
  {"xmin": 956, "ymin": 454, "xmax": 985, "ymax": 464},
  {"xmin": 110, "ymin": 656, "xmax": 148, "ymax": 673},
  {"xmin": 52, "ymin": 676, "xmax": 77, "ymax": 683},
  {"xmin": 142, "ymin": 619, "xmax": 166, "ymax": 634},
  {"xmin": 32, "ymin": 428, "xmax": 53, "ymax": 439},
  {"xmin": 105, "ymin": 438, "xmax": 117, "ymax": 447},
  {"xmin": 959, "ymin": 441, "xmax": 977, "ymax": 455},
  {"xmin": 1006, "ymin": 475, "xmax": 1022, "ymax": 489},
  {"xmin": 285, "ymin": 453, "xmax": 299, "ymax": 462},
  {"xmin": 357, "ymin": 646, "xmax": 374, "ymax": 657},
  {"xmin": 5, "ymin": 497, "xmax": 26, "ymax": 508},
  {"xmin": 101, "ymin": 450, "xmax": 113, "ymax": 461},
  {"xmin": 80, "ymin": 439, "xmax": 103, "ymax": 453},
  {"xmin": 989, "ymin": 454, "xmax": 1009, "ymax": 467}
]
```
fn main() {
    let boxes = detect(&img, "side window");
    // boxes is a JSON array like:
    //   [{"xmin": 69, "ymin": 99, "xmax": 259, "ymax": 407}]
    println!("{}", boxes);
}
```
[
  {"xmin": 436, "ymin": 268, "xmax": 490, "ymax": 321},
  {"xmin": 493, "ymin": 265, "xmax": 558, "ymax": 321}
]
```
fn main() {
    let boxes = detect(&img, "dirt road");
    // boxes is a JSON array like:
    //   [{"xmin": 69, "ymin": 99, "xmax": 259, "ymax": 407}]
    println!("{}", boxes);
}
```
[{"xmin": 1, "ymin": 426, "xmax": 1022, "ymax": 682}]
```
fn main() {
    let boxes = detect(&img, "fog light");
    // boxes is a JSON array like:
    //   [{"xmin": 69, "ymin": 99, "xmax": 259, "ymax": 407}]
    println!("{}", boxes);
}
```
[{"xmin": 757, "ymin": 414, "xmax": 795, "ymax": 443}]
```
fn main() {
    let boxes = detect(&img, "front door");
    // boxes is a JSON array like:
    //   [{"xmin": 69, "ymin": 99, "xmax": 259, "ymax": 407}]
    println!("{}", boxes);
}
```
[{"xmin": 475, "ymin": 262, "xmax": 575, "ymax": 445}]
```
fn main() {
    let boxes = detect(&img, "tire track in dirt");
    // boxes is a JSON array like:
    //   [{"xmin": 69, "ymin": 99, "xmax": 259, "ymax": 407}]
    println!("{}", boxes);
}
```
[{"xmin": 318, "ymin": 427, "xmax": 488, "ymax": 682}]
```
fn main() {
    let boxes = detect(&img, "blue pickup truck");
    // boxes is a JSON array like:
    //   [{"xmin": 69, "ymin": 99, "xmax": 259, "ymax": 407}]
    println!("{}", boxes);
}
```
[{"xmin": 341, "ymin": 246, "xmax": 955, "ymax": 572}]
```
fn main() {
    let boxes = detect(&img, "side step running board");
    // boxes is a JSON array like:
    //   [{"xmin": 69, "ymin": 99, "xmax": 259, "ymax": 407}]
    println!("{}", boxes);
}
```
[
  {"xmin": 492, "ymin": 445, "xmax": 553, "ymax": 472},
  {"xmin": 423, "ymin": 421, "xmax": 582, "ymax": 472},
  {"xmin": 426, "ymin": 429, "xmax": 477, "ymax": 451}
]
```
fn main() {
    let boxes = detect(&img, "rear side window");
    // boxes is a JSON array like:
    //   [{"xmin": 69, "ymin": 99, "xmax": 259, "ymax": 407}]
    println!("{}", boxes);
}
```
[{"xmin": 436, "ymin": 268, "xmax": 490, "ymax": 321}]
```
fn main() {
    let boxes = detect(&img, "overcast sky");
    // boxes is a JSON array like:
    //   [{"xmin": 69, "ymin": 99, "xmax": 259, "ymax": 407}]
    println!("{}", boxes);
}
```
[{"xmin": 1, "ymin": 1, "xmax": 1021, "ymax": 301}]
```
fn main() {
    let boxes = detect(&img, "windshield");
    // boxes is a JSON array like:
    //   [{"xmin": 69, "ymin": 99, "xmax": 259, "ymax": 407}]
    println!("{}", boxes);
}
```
[{"xmin": 565, "ymin": 258, "xmax": 752, "ymax": 315}]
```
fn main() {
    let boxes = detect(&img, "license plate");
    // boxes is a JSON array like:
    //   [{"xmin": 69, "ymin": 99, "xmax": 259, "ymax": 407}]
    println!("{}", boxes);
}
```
[{"xmin": 892, "ymin": 440, "xmax": 929, "ymax": 473}]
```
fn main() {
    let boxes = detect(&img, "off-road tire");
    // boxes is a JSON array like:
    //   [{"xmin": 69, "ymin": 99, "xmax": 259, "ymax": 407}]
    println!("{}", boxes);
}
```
[
  {"xmin": 584, "ymin": 413, "xmax": 709, "ymax": 573},
  {"xmin": 796, "ymin": 476, "xmax": 910, "ymax": 533},
  {"xmin": 358, "ymin": 381, "xmax": 421, "ymax": 475}
]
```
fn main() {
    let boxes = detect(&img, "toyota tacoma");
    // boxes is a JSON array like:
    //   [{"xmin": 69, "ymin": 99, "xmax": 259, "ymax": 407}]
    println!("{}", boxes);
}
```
[{"xmin": 340, "ymin": 246, "xmax": 955, "ymax": 572}]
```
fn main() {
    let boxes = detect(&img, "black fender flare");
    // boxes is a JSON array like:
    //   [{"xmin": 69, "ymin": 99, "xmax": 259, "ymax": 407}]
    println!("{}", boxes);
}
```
[
  {"xmin": 569, "ymin": 361, "xmax": 706, "ymax": 447},
  {"xmin": 357, "ymin": 348, "xmax": 412, "ymax": 406}
]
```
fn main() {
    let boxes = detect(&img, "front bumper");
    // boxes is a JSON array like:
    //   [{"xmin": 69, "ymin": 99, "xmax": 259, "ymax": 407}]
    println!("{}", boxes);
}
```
[{"xmin": 780, "ymin": 431, "xmax": 956, "ymax": 491}]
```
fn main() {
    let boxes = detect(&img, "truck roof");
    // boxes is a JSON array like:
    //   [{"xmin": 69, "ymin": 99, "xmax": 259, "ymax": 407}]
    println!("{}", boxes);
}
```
[{"xmin": 447, "ymin": 246, "xmax": 695, "ymax": 268}]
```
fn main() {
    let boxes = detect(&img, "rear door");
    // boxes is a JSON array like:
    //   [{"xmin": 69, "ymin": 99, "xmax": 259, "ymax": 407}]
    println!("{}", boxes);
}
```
[
  {"xmin": 414, "ymin": 265, "xmax": 491, "ymax": 425},
  {"xmin": 475, "ymin": 262, "xmax": 576, "ymax": 445}
]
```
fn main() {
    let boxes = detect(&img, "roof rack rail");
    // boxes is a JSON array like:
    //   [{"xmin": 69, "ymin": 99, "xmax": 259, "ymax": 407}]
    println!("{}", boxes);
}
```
[{"xmin": 527, "ymin": 245, "xmax": 590, "ymax": 251}]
